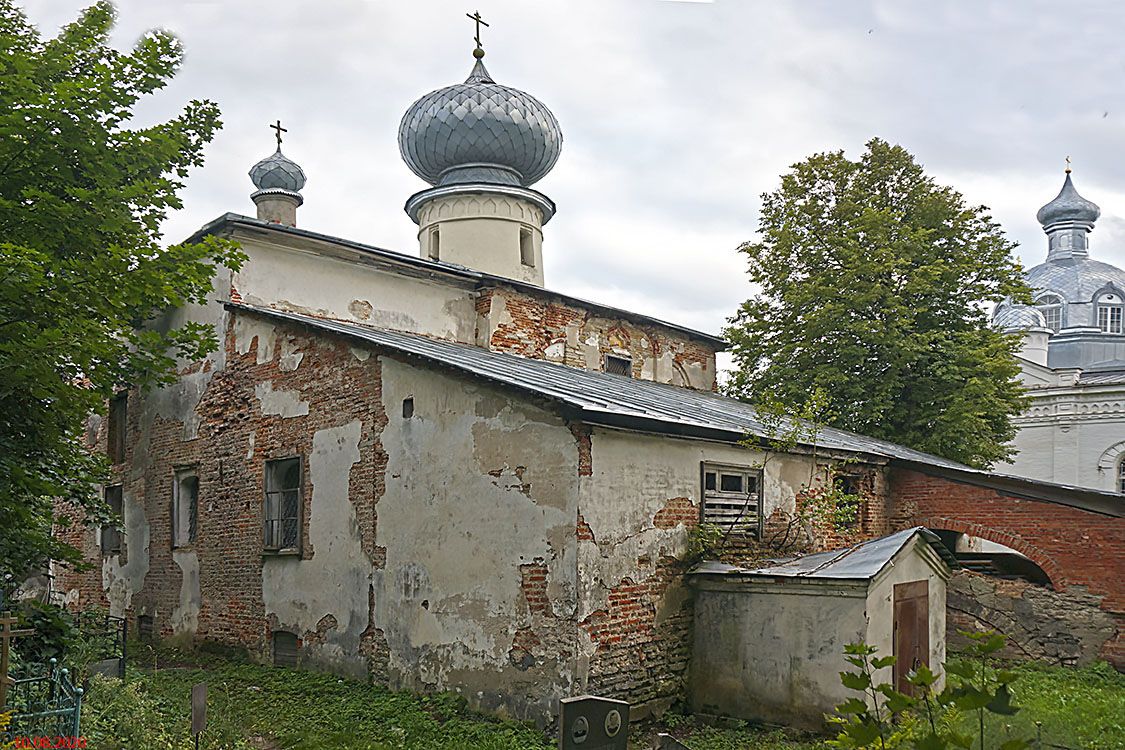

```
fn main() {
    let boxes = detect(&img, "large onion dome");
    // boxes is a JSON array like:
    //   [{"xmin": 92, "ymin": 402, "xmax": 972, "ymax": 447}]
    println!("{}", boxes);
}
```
[
  {"xmin": 1036, "ymin": 172, "xmax": 1100, "ymax": 227},
  {"xmin": 398, "ymin": 58, "xmax": 562, "ymax": 188}
]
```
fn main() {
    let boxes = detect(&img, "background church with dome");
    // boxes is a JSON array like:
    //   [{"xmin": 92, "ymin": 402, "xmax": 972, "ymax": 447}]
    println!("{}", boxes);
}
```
[
  {"xmin": 51, "ymin": 27, "xmax": 1125, "ymax": 727},
  {"xmin": 993, "ymin": 171, "xmax": 1125, "ymax": 495}
]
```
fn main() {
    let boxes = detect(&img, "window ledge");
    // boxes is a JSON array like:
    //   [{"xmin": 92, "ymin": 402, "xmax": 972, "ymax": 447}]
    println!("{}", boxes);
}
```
[{"xmin": 262, "ymin": 549, "xmax": 301, "ymax": 558}]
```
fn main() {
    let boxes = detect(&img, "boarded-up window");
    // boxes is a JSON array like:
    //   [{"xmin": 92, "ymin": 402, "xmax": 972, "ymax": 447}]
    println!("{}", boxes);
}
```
[
  {"xmin": 604, "ymin": 354, "xmax": 632, "ymax": 377},
  {"xmin": 272, "ymin": 631, "xmax": 299, "ymax": 668},
  {"xmin": 173, "ymin": 469, "xmax": 199, "ymax": 547},
  {"xmin": 107, "ymin": 393, "xmax": 127, "ymax": 463},
  {"xmin": 701, "ymin": 464, "xmax": 761, "ymax": 536},
  {"xmin": 101, "ymin": 484, "xmax": 124, "ymax": 555},
  {"xmin": 264, "ymin": 457, "xmax": 301, "ymax": 553}
]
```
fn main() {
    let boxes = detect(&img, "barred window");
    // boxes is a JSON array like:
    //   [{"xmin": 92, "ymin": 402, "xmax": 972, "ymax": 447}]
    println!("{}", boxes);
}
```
[
  {"xmin": 173, "ymin": 468, "xmax": 199, "ymax": 548},
  {"xmin": 1118, "ymin": 457, "xmax": 1125, "ymax": 495},
  {"xmin": 604, "ymin": 354, "xmax": 633, "ymax": 377},
  {"xmin": 101, "ymin": 484, "xmax": 123, "ymax": 555},
  {"xmin": 264, "ymin": 457, "xmax": 301, "ymax": 553},
  {"xmin": 701, "ymin": 463, "xmax": 761, "ymax": 536}
]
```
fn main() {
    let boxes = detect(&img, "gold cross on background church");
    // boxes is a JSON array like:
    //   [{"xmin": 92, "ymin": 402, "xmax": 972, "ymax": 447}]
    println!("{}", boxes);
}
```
[
  {"xmin": 270, "ymin": 119, "xmax": 287, "ymax": 149},
  {"xmin": 466, "ymin": 11, "xmax": 489, "ymax": 52},
  {"xmin": 0, "ymin": 611, "xmax": 33, "ymax": 711}
]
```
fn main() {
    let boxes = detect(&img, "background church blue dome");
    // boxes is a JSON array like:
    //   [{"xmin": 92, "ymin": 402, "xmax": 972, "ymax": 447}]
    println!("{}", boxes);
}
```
[
  {"xmin": 398, "ymin": 58, "xmax": 562, "ymax": 189},
  {"xmin": 1036, "ymin": 173, "xmax": 1100, "ymax": 227}
]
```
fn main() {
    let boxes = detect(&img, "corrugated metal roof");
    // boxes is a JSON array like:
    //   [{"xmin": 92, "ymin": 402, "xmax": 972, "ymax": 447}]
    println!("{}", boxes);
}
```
[
  {"xmin": 229, "ymin": 303, "xmax": 968, "ymax": 468},
  {"xmin": 1079, "ymin": 367, "xmax": 1125, "ymax": 385},
  {"xmin": 228, "ymin": 303, "xmax": 1125, "ymax": 516},
  {"xmin": 692, "ymin": 527, "xmax": 958, "ymax": 581}
]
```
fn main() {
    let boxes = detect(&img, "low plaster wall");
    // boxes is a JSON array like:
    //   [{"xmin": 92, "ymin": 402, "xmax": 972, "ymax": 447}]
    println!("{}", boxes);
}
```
[{"xmin": 690, "ymin": 579, "xmax": 868, "ymax": 730}]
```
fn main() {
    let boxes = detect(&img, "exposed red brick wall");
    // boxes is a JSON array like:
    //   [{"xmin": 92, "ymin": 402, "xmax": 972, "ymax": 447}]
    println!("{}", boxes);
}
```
[
  {"xmin": 888, "ymin": 467, "xmax": 1125, "ymax": 665},
  {"xmin": 519, "ymin": 558, "xmax": 550, "ymax": 616},
  {"xmin": 580, "ymin": 557, "xmax": 694, "ymax": 716},
  {"xmin": 652, "ymin": 497, "xmax": 699, "ymax": 529},
  {"xmin": 56, "ymin": 311, "xmax": 388, "ymax": 672},
  {"xmin": 483, "ymin": 287, "xmax": 719, "ymax": 390},
  {"xmin": 570, "ymin": 423, "xmax": 592, "ymax": 477}
]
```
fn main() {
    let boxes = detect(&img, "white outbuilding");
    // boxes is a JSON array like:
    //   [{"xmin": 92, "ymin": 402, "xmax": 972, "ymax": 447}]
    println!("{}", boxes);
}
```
[{"xmin": 689, "ymin": 527, "xmax": 957, "ymax": 730}]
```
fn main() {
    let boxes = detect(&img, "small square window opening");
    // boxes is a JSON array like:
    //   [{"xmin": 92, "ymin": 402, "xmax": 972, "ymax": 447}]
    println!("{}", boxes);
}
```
[
  {"xmin": 402, "ymin": 397, "xmax": 415, "ymax": 419},
  {"xmin": 604, "ymin": 354, "xmax": 632, "ymax": 377}
]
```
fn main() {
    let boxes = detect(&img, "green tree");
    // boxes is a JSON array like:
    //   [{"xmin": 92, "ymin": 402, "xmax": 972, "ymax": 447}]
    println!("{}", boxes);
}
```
[
  {"xmin": 725, "ymin": 139, "xmax": 1031, "ymax": 468},
  {"xmin": 0, "ymin": 1, "xmax": 242, "ymax": 579}
]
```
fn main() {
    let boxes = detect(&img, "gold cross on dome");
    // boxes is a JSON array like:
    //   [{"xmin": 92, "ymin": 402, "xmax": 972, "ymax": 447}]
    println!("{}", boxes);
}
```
[
  {"xmin": 1065, "ymin": 155, "xmax": 1072, "ymax": 174},
  {"xmin": 466, "ymin": 10, "xmax": 489, "ymax": 52},
  {"xmin": 270, "ymin": 119, "xmax": 287, "ymax": 148}
]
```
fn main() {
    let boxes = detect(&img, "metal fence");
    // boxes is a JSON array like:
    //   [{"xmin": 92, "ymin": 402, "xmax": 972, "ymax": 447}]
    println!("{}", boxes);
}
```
[
  {"xmin": 2, "ymin": 657, "xmax": 83, "ymax": 740},
  {"xmin": 75, "ymin": 610, "xmax": 127, "ymax": 679}
]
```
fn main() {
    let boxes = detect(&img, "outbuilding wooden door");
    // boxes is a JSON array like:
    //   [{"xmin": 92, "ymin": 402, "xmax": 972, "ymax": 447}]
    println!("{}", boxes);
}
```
[{"xmin": 893, "ymin": 580, "xmax": 929, "ymax": 694}]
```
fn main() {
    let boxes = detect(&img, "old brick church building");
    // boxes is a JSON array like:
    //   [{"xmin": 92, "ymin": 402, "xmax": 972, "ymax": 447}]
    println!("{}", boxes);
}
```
[{"xmin": 57, "ymin": 43, "xmax": 1123, "ymax": 723}]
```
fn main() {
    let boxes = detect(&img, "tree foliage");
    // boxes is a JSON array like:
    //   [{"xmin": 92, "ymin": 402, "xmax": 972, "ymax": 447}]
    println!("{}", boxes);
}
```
[
  {"xmin": 0, "ymin": 1, "xmax": 242, "ymax": 577},
  {"xmin": 725, "ymin": 139, "xmax": 1031, "ymax": 468}
]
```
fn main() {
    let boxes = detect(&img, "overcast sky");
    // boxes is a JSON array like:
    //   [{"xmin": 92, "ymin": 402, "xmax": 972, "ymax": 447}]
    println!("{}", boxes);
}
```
[{"xmin": 21, "ymin": 0, "xmax": 1125, "ymax": 339}]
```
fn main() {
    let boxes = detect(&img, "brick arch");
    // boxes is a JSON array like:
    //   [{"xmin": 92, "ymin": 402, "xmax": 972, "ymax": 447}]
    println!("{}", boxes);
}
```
[{"xmin": 914, "ymin": 516, "xmax": 1061, "ymax": 587}]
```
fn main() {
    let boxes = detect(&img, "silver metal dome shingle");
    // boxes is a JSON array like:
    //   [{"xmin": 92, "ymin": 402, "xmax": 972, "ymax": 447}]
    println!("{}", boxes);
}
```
[
  {"xmin": 993, "ymin": 304, "xmax": 1047, "ymax": 331},
  {"xmin": 1036, "ymin": 173, "xmax": 1100, "ymax": 226},
  {"xmin": 398, "ymin": 59, "xmax": 562, "ymax": 188},
  {"xmin": 249, "ymin": 148, "xmax": 307, "ymax": 193},
  {"xmin": 1027, "ymin": 259, "xmax": 1125, "ymax": 305}
]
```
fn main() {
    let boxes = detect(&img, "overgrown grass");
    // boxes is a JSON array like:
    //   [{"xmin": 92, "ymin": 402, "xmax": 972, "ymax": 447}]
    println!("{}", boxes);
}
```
[
  {"xmin": 78, "ymin": 642, "xmax": 1122, "ymax": 750},
  {"xmin": 970, "ymin": 660, "xmax": 1124, "ymax": 750}
]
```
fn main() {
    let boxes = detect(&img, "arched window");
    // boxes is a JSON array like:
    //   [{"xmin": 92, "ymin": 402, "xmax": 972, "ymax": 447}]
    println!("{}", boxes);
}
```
[
  {"xmin": 1035, "ymin": 294, "xmax": 1063, "ymax": 332},
  {"xmin": 1119, "ymin": 457, "xmax": 1125, "ymax": 494},
  {"xmin": 1097, "ymin": 292, "xmax": 1123, "ymax": 334}
]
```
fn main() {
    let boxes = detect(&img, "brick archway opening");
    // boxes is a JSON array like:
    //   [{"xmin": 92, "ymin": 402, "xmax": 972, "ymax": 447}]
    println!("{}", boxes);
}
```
[{"xmin": 918, "ymin": 519, "xmax": 1057, "ymax": 588}]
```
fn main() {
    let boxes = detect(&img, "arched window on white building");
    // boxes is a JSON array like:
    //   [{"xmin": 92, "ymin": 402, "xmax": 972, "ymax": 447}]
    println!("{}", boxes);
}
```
[
  {"xmin": 1119, "ymin": 457, "xmax": 1125, "ymax": 494},
  {"xmin": 1097, "ymin": 291, "xmax": 1123, "ymax": 334},
  {"xmin": 1036, "ymin": 294, "xmax": 1063, "ymax": 332}
]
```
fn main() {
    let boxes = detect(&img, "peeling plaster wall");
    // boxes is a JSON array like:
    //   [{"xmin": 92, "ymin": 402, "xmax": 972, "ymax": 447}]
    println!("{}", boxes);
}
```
[
  {"xmin": 477, "ymin": 288, "xmax": 719, "ymax": 390},
  {"xmin": 575, "ymin": 428, "xmax": 826, "ymax": 718},
  {"xmin": 232, "ymin": 234, "xmax": 478, "ymax": 343},
  {"xmin": 262, "ymin": 420, "xmax": 371, "ymax": 677},
  {"xmin": 691, "ymin": 579, "xmax": 868, "ymax": 730},
  {"xmin": 376, "ymin": 358, "xmax": 581, "ymax": 723},
  {"xmin": 100, "ymin": 489, "xmax": 150, "ymax": 618}
]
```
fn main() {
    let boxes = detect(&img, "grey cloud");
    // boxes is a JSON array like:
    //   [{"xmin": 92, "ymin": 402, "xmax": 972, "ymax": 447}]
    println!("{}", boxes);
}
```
[{"xmin": 21, "ymin": 0, "xmax": 1125, "ymax": 337}]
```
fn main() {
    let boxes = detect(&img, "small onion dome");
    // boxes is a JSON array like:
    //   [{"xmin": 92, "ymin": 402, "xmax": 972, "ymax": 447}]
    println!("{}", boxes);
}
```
[
  {"xmin": 398, "ymin": 58, "xmax": 562, "ymax": 188},
  {"xmin": 993, "ymin": 303, "xmax": 1047, "ymax": 332},
  {"xmin": 1036, "ymin": 173, "xmax": 1100, "ymax": 227},
  {"xmin": 249, "ymin": 148, "xmax": 307, "ymax": 194}
]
